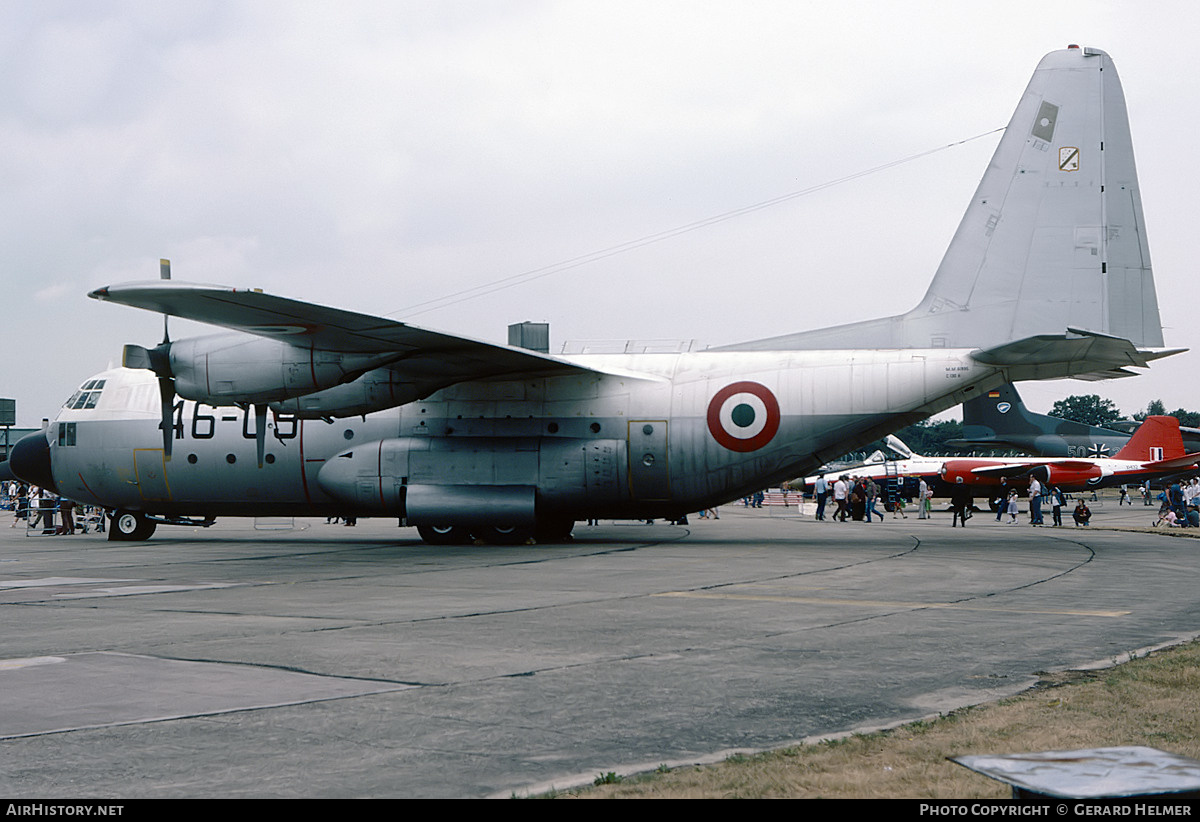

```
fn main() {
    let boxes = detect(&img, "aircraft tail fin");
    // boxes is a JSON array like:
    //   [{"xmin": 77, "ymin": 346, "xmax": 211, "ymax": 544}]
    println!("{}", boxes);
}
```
[
  {"xmin": 722, "ymin": 46, "xmax": 1164, "ymax": 353},
  {"xmin": 961, "ymin": 385, "xmax": 1037, "ymax": 444},
  {"xmin": 1114, "ymin": 416, "xmax": 1185, "ymax": 461},
  {"xmin": 962, "ymin": 383, "xmax": 1118, "ymax": 444}
]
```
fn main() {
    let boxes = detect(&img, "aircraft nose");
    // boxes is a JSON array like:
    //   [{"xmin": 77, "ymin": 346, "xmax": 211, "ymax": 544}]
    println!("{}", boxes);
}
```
[{"xmin": 9, "ymin": 431, "xmax": 57, "ymax": 493}]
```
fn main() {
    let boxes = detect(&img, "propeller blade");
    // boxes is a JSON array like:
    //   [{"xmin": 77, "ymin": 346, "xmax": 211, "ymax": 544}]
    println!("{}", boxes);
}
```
[
  {"xmin": 160, "ymin": 258, "xmax": 171, "ymax": 344},
  {"xmin": 123, "ymin": 344, "xmax": 154, "ymax": 370},
  {"xmin": 253, "ymin": 404, "xmax": 268, "ymax": 468},
  {"xmin": 157, "ymin": 376, "xmax": 177, "ymax": 459}
]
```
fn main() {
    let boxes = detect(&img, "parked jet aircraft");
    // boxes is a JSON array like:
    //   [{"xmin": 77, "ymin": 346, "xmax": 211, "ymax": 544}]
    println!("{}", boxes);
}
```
[
  {"xmin": 8, "ymin": 46, "xmax": 1179, "ymax": 543},
  {"xmin": 804, "ymin": 417, "xmax": 1200, "ymax": 499},
  {"xmin": 952, "ymin": 383, "xmax": 1200, "ymax": 456},
  {"xmin": 799, "ymin": 436, "xmax": 945, "ymax": 502},
  {"xmin": 940, "ymin": 416, "xmax": 1200, "ymax": 491}
]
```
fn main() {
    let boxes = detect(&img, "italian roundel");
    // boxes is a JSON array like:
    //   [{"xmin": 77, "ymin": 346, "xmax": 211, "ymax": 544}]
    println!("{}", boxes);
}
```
[{"xmin": 706, "ymin": 381, "xmax": 781, "ymax": 452}]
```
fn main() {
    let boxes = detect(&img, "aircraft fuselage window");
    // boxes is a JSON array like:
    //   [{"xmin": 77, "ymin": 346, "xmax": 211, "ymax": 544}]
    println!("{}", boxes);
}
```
[{"xmin": 57, "ymin": 422, "xmax": 76, "ymax": 446}]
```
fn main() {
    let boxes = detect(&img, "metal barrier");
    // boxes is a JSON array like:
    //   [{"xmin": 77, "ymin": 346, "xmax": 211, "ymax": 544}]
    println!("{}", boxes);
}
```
[
  {"xmin": 19, "ymin": 500, "xmax": 99, "ymax": 536},
  {"xmin": 24, "ymin": 501, "xmax": 57, "ymax": 536}
]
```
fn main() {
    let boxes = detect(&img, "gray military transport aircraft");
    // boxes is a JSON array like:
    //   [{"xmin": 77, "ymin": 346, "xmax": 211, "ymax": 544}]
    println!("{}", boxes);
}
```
[{"xmin": 9, "ymin": 46, "xmax": 1180, "ymax": 544}]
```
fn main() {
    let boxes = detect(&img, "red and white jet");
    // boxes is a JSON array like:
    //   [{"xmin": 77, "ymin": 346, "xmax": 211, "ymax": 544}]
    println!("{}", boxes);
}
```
[{"xmin": 940, "ymin": 416, "xmax": 1200, "ymax": 490}]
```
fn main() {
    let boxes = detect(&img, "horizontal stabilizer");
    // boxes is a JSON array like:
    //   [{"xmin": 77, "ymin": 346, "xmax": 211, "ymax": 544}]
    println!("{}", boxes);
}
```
[
  {"xmin": 1145, "ymin": 453, "xmax": 1200, "ymax": 472},
  {"xmin": 971, "ymin": 330, "xmax": 1180, "ymax": 382}
]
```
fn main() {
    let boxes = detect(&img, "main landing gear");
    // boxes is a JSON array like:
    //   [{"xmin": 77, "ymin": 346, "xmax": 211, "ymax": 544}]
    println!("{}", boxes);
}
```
[
  {"xmin": 416, "ymin": 519, "xmax": 574, "ymax": 546},
  {"xmin": 108, "ymin": 510, "xmax": 157, "ymax": 541}
]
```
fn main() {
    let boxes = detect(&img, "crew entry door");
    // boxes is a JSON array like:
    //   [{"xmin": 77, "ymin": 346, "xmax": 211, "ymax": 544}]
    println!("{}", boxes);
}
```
[{"xmin": 133, "ymin": 449, "xmax": 171, "ymax": 502}]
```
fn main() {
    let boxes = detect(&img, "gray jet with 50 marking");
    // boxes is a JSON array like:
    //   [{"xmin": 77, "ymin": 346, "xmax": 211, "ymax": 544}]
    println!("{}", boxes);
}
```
[{"xmin": 953, "ymin": 383, "xmax": 1200, "ymax": 457}]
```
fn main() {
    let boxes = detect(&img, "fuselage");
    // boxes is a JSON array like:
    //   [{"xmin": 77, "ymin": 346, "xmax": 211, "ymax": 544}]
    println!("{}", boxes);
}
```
[{"xmin": 42, "ymin": 347, "xmax": 1002, "ymax": 523}]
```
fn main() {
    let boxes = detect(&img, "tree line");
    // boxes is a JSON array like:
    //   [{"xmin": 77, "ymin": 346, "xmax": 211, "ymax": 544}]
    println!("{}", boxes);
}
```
[{"xmin": 1047, "ymin": 395, "xmax": 1200, "ymax": 428}]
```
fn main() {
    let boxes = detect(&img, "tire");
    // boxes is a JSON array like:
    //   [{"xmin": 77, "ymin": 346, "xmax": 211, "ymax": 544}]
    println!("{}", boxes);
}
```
[
  {"xmin": 534, "ymin": 518, "xmax": 574, "ymax": 543},
  {"xmin": 416, "ymin": 524, "xmax": 472, "ymax": 545},
  {"xmin": 470, "ymin": 524, "xmax": 535, "ymax": 545},
  {"xmin": 108, "ymin": 511, "xmax": 157, "ymax": 541}
]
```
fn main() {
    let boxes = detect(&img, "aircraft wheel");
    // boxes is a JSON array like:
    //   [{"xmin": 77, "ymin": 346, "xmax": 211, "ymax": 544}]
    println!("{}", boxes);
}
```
[
  {"xmin": 416, "ymin": 524, "xmax": 471, "ymax": 545},
  {"xmin": 108, "ymin": 511, "xmax": 157, "ymax": 541},
  {"xmin": 471, "ymin": 525, "xmax": 535, "ymax": 545},
  {"xmin": 534, "ymin": 518, "xmax": 574, "ymax": 543}
]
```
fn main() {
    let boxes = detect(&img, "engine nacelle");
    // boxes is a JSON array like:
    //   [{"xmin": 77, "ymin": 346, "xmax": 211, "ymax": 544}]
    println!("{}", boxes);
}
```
[
  {"xmin": 939, "ymin": 459, "xmax": 1028, "ymax": 488},
  {"xmin": 168, "ymin": 333, "xmax": 394, "ymax": 405},
  {"xmin": 940, "ymin": 459, "xmax": 1109, "ymax": 489},
  {"xmin": 270, "ymin": 368, "xmax": 424, "ymax": 419},
  {"xmin": 1027, "ymin": 462, "xmax": 1108, "ymax": 487}
]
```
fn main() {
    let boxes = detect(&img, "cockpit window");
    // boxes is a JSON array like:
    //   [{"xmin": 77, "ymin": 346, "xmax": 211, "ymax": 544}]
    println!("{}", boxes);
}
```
[{"xmin": 64, "ymin": 379, "xmax": 106, "ymax": 410}]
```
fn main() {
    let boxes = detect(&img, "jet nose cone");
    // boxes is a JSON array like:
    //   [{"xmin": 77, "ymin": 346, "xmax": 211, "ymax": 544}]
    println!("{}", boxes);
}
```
[{"xmin": 9, "ymin": 431, "xmax": 57, "ymax": 493}]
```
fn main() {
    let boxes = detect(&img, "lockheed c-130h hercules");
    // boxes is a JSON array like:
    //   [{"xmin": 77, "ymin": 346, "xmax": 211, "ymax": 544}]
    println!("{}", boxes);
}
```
[{"xmin": 8, "ymin": 46, "xmax": 1179, "ymax": 544}]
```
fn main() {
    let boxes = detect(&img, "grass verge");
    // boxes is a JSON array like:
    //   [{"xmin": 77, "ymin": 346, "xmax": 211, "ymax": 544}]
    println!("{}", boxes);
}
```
[{"xmin": 550, "ymin": 639, "xmax": 1200, "ymax": 798}]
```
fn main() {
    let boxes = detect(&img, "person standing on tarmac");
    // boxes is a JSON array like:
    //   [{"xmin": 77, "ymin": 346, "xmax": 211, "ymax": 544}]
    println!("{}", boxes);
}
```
[
  {"xmin": 1051, "ymin": 486, "xmax": 1066, "ymax": 527},
  {"xmin": 951, "ymin": 487, "xmax": 972, "ymax": 527},
  {"xmin": 832, "ymin": 476, "xmax": 849, "ymax": 522},
  {"xmin": 1028, "ymin": 477, "xmax": 1044, "ymax": 526},
  {"xmin": 813, "ymin": 474, "xmax": 829, "ymax": 521}
]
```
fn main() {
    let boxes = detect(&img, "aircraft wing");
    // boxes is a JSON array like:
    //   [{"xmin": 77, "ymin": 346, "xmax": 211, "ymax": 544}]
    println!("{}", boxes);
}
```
[
  {"xmin": 966, "ymin": 462, "xmax": 1042, "ymax": 478},
  {"xmin": 89, "ymin": 281, "xmax": 645, "ymax": 384},
  {"xmin": 966, "ymin": 459, "xmax": 1099, "ymax": 478}
]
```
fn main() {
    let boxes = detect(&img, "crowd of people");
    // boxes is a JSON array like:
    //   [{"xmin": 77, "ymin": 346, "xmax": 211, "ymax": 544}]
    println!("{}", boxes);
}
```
[
  {"xmin": 1152, "ymin": 478, "xmax": 1200, "ymax": 528},
  {"xmin": 809, "ymin": 474, "xmax": 904, "ymax": 523},
  {"xmin": 802, "ymin": 475, "xmax": 1163, "ymax": 529},
  {"xmin": 2, "ymin": 481, "xmax": 103, "ymax": 535}
]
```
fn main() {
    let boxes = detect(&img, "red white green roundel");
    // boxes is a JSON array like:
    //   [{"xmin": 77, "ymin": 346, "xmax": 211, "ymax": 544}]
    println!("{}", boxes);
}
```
[{"xmin": 706, "ymin": 381, "xmax": 781, "ymax": 452}]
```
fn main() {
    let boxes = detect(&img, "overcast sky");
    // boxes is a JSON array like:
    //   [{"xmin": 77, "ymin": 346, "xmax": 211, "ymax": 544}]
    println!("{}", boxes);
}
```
[{"xmin": 3, "ymin": 1, "xmax": 1198, "ymax": 427}]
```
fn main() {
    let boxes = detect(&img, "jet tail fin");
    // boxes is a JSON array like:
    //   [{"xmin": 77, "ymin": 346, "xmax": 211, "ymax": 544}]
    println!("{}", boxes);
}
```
[
  {"xmin": 722, "ymin": 46, "xmax": 1164, "ymax": 354},
  {"xmin": 962, "ymin": 384, "xmax": 1034, "ymax": 443},
  {"xmin": 1113, "ymin": 416, "xmax": 1185, "ymax": 461},
  {"xmin": 962, "ymin": 383, "xmax": 1120, "ymax": 444}
]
